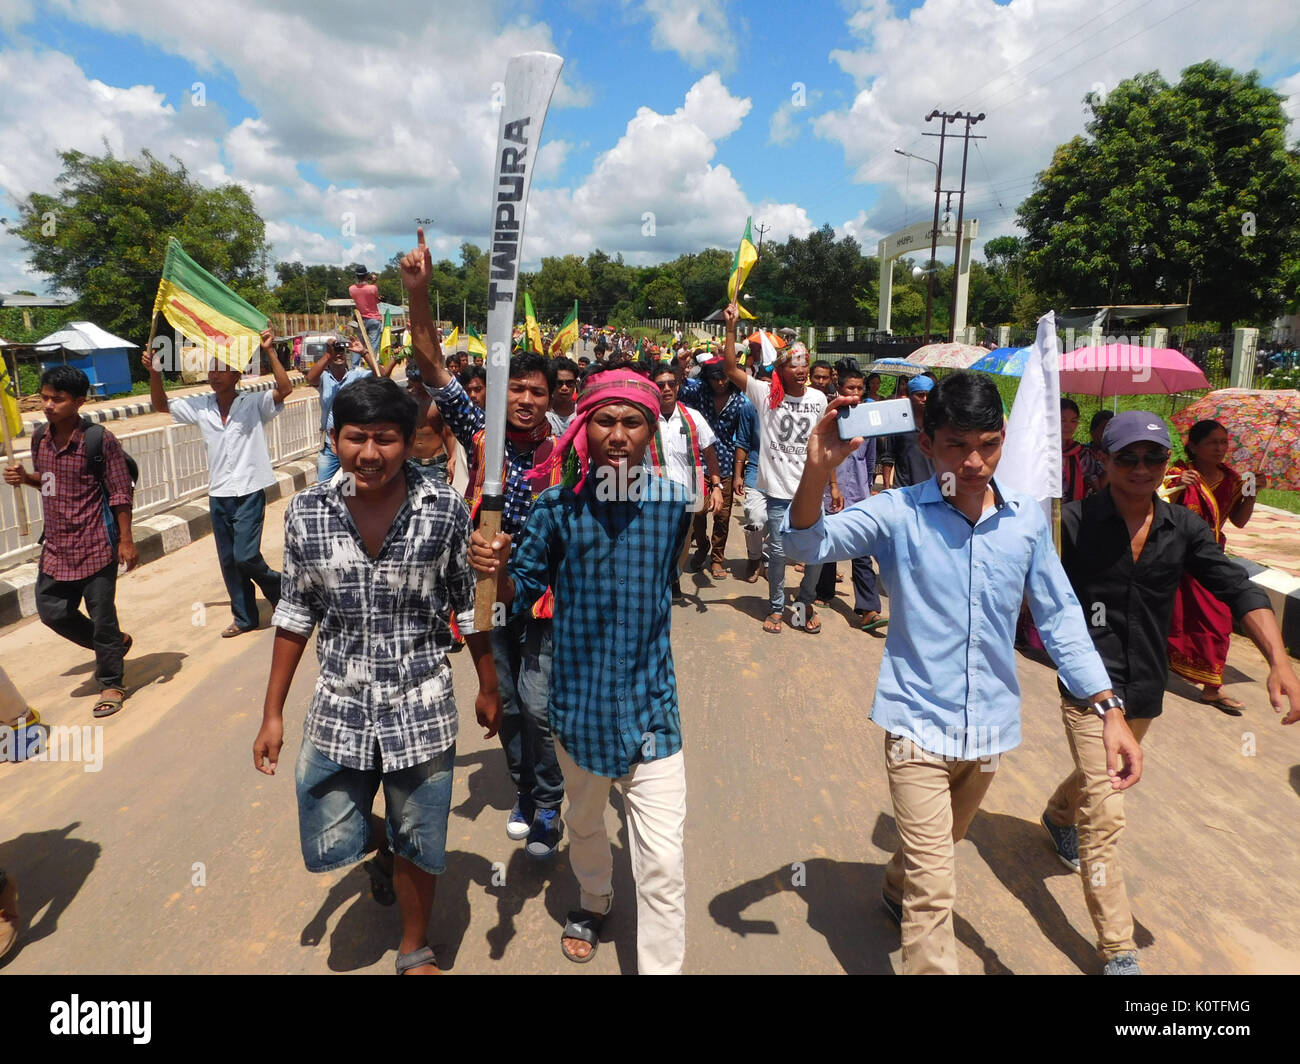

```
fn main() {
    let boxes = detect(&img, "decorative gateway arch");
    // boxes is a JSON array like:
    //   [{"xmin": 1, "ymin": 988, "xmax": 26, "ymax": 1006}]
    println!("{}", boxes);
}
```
[{"xmin": 877, "ymin": 217, "xmax": 979, "ymax": 336}]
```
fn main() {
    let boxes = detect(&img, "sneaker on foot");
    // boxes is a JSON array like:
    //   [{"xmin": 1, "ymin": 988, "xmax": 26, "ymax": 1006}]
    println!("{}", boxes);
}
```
[
  {"xmin": 1041, "ymin": 811, "xmax": 1080, "ymax": 873},
  {"xmin": 1103, "ymin": 950, "xmax": 1142, "ymax": 975},
  {"xmin": 507, "ymin": 796, "xmax": 535, "ymax": 841},
  {"xmin": 881, "ymin": 889, "xmax": 902, "ymax": 926},
  {"xmin": 525, "ymin": 807, "xmax": 564, "ymax": 859}
]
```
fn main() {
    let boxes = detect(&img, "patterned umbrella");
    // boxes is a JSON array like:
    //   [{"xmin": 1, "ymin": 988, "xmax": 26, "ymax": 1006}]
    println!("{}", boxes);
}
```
[
  {"xmin": 908, "ymin": 342, "xmax": 991, "ymax": 369},
  {"xmin": 1172, "ymin": 389, "xmax": 1300, "ymax": 492},
  {"xmin": 968, "ymin": 346, "xmax": 1031, "ymax": 377},
  {"xmin": 861, "ymin": 358, "xmax": 925, "ymax": 377}
]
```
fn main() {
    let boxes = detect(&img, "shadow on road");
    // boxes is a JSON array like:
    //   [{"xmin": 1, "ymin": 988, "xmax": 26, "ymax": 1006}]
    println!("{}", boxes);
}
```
[
  {"xmin": 1289, "ymin": 765, "xmax": 1300, "ymax": 799},
  {"xmin": 66, "ymin": 652, "xmax": 188, "ymax": 698},
  {"xmin": 450, "ymin": 747, "xmax": 516, "ymax": 823},
  {"xmin": 0, "ymin": 822, "xmax": 100, "ymax": 970}
]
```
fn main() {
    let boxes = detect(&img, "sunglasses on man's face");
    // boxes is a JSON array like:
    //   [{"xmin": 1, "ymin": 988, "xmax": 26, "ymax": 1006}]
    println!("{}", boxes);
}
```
[{"xmin": 1112, "ymin": 449, "xmax": 1171, "ymax": 468}]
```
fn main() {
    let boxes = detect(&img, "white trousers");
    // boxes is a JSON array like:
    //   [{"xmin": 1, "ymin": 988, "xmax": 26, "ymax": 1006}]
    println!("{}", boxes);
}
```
[{"xmin": 555, "ymin": 742, "xmax": 687, "ymax": 974}]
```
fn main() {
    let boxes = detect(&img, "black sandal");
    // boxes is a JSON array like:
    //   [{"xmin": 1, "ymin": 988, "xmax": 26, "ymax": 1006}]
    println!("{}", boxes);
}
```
[{"xmin": 561, "ymin": 909, "xmax": 606, "ymax": 963}]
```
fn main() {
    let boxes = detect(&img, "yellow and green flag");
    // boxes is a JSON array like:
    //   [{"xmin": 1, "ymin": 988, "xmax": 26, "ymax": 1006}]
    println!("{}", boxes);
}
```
[
  {"xmin": 466, "ymin": 323, "xmax": 487, "ymax": 358},
  {"xmin": 151, "ymin": 237, "xmax": 268, "ymax": 370},
  {"xmin": 523, "ymin": 293, "xmax": 544, "ymax": 355},
  {"xmin": 0, "ymin": 359, "xmax": 22, "ymax": 439},
  {"xmin": 378, "ymin": 309, "xmax": 393, "ymax": 364},
  {"xmin": 549, "ymin": 301, "xmax": 579, "ymax": 356},
  {"xmin": 727, "ymin": 216, "xmax": 758, "ymax": 310},
  {"xmin": 442, "ymin": 325, "xmax": 460, "ymax": 351}
]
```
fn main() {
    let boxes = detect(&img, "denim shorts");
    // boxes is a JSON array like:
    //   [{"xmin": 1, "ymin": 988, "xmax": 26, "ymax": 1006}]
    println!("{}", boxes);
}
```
[{"xmin": 294, "ymin": 737, "xmax": 455, "ymax": 876}]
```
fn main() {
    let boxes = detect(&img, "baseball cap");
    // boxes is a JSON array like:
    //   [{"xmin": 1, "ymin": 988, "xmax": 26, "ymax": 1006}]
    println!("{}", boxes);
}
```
[
  {"xmin": 1102, "ymin": 410, "xmax": 1170, "ymax": 453},
  {"xmin": 907, "ymin": 374, "xmax": 935, "ymax": 394}
]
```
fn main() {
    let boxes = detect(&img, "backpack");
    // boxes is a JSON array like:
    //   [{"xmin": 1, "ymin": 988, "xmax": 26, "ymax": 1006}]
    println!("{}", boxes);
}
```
[{"xmin": 32, "ymin": 417, "xmax": 139, "ymax": 485}]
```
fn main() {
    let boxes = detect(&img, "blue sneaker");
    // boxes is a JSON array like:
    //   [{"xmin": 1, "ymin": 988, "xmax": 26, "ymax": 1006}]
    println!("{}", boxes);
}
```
[
  {"xmin": 525, "ymin": 807, "xmax": 564, "ymax": 860},
  {"xmin": 1041, "ymin": 811, "xmax": 1080, "ymax": 873},
  {"xmin": 1103, "ymin": 951, "xmax": 1142, "ymax": 975},
  {"xmin": 507, "ymin": 796, "xmax": 535, "ymax": 841}
]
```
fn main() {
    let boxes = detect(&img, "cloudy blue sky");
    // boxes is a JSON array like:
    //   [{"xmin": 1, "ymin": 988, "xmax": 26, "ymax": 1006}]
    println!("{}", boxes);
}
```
[{"xmin": 1, "ymin": 0, "xmax": 1297, "ymax": 294}]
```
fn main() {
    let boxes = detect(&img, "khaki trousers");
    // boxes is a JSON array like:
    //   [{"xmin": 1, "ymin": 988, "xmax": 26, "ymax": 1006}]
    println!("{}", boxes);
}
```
[
  {"xmin": 555, "ymin": 742, "xmax": 687, "ymax": 975},
  {"xmin": 882, "ymin": 732, "xmax": 998, "ymax": 975},
  {"xmin": 1045, "ymin": 698, "xmax": 1151, "ymax": 958}
]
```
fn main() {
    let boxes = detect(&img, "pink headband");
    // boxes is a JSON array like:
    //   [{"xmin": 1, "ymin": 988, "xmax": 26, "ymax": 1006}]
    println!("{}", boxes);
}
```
[{"xmin": 526, "ymin": 370, "xmax": 661, "ymax": 493}]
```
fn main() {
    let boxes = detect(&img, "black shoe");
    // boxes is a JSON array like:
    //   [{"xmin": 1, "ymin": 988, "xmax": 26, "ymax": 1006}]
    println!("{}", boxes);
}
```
[{"xmin": 1041, "ymin": 811, "xmax": 1081, "ymax": 872}]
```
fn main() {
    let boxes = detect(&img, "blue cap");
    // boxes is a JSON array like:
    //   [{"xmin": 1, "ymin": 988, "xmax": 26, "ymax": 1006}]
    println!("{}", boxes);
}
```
[
  {"xmin": 1102, "ymin": 410, "xmax": 1170, "ymax": 453},
  {"xmin": 908, "ymin": 374, "xmax": 935, "ymax": 393}
]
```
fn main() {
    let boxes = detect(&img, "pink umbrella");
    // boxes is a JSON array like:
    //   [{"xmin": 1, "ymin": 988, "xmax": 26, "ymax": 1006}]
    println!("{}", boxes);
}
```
[{"xmin": 1058, "ymin": 345, "xmax": 1207, "ymax": 397}]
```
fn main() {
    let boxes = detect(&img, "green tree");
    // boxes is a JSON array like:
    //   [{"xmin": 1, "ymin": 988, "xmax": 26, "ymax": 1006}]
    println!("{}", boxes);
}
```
[
  {"xmin": 9, "ymin": 150, "xmax": 273, "ymax": 360},
  {"xmin": 1017, "ymin": 62, "xmax": 1300, "ymax": 329},
  {"xmin": 639, "ymin": 274, "xmax": 687, "ymax": 320},
  {"xmin": 531, "ymin": 254, "xmax": 592, "ymax": 320},
  {"xmin": 776, "ymin": 225, "xmax": 870, "ymax": 324}
]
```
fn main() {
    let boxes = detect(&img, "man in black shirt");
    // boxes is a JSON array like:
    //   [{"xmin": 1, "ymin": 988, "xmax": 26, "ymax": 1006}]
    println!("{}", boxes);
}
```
[
  {"xmin": 877, "ymin": 375, "xmax": 935, "ymax": 488},
  {"xmin": 1044, "ymin": 411, "xmax": 1299, "ymax": 975}
]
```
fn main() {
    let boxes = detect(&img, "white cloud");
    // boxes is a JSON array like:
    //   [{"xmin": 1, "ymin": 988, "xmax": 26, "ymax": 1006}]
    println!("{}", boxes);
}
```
[
  {"xmin": 632, "ymin": 0, "xmax": 732, "ymax": 69},
  {"xmin": 814, "ymin": 0, "xmax": 1300, "ymax": 255},
  {"xmin": 520, "ymin": 74, "xmax": 809, "ymax": 263}
]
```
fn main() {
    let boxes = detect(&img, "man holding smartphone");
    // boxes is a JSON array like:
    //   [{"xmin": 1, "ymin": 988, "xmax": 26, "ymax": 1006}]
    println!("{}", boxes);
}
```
[{"xmin": 780, "ymin": 370, "xmax": 1142, "ymax": 975}]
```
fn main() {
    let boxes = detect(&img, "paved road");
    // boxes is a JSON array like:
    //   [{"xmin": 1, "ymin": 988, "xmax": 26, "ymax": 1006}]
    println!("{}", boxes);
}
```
[{"xmin": 1, "ymin": 493, "xmax": 1298, "ymax": 974}]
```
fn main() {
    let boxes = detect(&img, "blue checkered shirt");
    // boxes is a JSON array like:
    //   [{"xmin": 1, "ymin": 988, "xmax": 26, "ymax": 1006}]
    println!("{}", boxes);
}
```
[
  {"xmin": 508, "ymin": 471, "xmax": 693, "ymax": 777},
  {"xmin": 679, "ymin": 378, "xmax": 750, "ymax": 478},
  {"xmin": 272, "ymin": 465, "xmax": 476, "ymax": 773},
  {"xmin": 431, "ymin": 375, "xmax": 545, "ymax": 535}
]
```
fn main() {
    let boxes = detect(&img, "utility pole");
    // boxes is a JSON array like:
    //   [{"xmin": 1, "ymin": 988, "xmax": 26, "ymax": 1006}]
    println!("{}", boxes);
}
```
[
  {"xmin": 923, "ymin": 110, "xmax": 985, "ymax": 343},
  {"xmin": 755, "ymin": 221, "xmax": 770, "ymax": 256}
]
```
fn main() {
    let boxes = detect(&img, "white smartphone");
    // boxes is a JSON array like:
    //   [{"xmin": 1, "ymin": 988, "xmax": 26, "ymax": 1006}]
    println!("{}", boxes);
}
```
[{"xmin": 836, "ymin": 397, "xmax": 914, "ymax": 440}]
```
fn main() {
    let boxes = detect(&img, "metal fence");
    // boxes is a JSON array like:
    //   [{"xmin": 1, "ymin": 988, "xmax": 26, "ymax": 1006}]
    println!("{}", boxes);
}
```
[{"xmin": 0, "ymin": 393, "xmax": 321, "ymax": 571}]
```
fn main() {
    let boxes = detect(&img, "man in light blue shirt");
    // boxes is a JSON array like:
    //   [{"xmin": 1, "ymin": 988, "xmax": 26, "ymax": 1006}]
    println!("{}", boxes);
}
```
[{"xmin": 781, "ymin": 368, "xmax": 1143, "ymax": 975}]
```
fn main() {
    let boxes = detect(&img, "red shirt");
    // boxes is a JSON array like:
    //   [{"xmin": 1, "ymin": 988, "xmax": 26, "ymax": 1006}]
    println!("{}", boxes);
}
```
[
  {"xmin": 35, "ymin": 423, "xmax": 134, "ymax": 581},
  {"xmin": 349, "ymin": 282, "xmax": 380, "ymax": 320}
]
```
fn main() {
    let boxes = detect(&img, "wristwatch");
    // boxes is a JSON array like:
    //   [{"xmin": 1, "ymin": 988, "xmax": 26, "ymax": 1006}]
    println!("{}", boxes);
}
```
[{"xmin": 1089, "ymin": 695, "xmax": 1126, "ymax": 720}]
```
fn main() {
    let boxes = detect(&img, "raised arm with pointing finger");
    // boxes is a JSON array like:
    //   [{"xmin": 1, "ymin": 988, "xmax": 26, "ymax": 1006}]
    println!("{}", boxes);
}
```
[{"xmin": 401, "ymin": 227, "xmax": 453, "ymax": 391}]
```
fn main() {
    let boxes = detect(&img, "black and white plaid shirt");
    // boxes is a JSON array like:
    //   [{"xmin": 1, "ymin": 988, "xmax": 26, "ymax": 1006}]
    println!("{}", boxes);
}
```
[{"xmin": 273, "ymin": 464, "xmax": 476, "ymax": 772}]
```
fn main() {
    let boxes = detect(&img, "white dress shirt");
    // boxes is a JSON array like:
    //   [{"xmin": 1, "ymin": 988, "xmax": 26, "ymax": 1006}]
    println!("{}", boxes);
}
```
[
  {"xmin": 646, "ymin": 403, "xmax": 716, "ymax": 490},
  {"xmin": 170, "ymin": 390, "xmax": 282, "ymax": 497}
]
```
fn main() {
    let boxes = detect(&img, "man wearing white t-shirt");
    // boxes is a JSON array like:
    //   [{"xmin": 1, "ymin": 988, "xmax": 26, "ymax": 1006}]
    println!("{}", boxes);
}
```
[
  {"xmin": 722, "ymin": 304, "xmax": 827, "ymax": 634},
  {"xmin": 145, "ymin": 329, "xmax": 294, "ymax": 637},
  {"xmin": 646, "ymin": 362, "xmax": 725, "ymax": 595}
]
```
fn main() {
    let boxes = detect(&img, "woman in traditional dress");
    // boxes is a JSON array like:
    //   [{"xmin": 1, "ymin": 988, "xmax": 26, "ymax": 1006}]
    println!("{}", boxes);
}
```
[{"xmin": 1164, "ymin": 419, "xmax": 1260, "ymax": 713}]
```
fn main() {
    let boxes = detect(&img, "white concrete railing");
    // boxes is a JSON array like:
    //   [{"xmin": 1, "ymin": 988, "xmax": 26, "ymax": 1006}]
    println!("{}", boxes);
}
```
[{"xmin": 0, "ymin": 393, "xmax": 321, "ymax": 570}]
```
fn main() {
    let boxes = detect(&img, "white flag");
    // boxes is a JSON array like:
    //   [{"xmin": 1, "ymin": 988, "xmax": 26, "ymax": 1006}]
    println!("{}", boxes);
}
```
[
  {"xmin": 760, "ymin": 330, "xmax": 780, "ymax": 366},
  {"xmin": 997, "ymin": 310, "xmax": 1061, "ymax": 518}
]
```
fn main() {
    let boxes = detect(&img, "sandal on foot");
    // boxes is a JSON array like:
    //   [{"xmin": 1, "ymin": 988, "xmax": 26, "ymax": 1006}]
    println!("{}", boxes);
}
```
[
  {"xmin": 857, "ymin": 611, "xmax": 888, "ymax": 632},
  {"xmin": 221, "ymin": 623, "xmax": 256, "ymax": 638},
  {"xmin": 803, "ymin": 611, "xmax": 822, "ymax": 634},
  {"xmin": 561, "ymin": 910, "xmax": 605, "ymax": 964},
  {"xmin": 366, "ymin": 854, "xmax": 396, "ymax": 906},
  {"xmin": 1201, "ymin": 694, "xmax": 1245, "ymax": 713},
  {"xmin": 762, "ymin": 612, "xmax": 783, "ymax": 634},
  {"xmin": 92, "ymin": 692, "xmax": 124, "ymax": 719},
  {"xmin": 709, "ymin": 563, "xmax": 727, "ymax": 580},
  {"xmin": 395, "ymin": 944, "xmax": 439, "ymax": 974}
]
